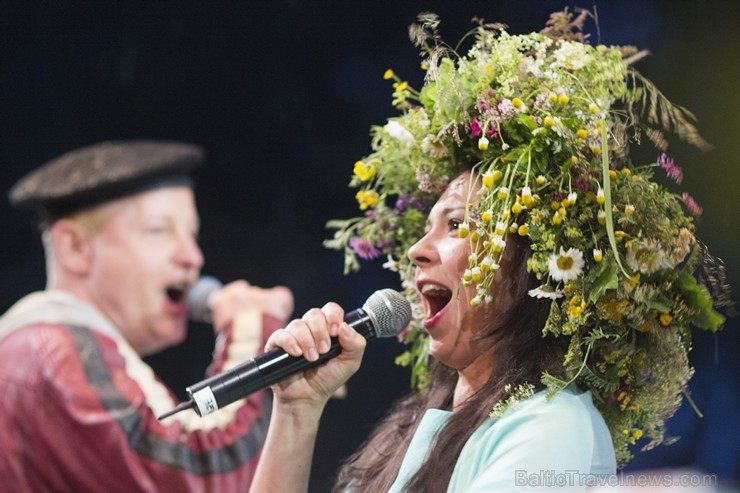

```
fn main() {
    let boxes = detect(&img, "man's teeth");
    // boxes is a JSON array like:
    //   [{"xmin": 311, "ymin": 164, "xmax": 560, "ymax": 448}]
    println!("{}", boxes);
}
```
[{"xmin": 167, "ymin": 282, "xmax": 187, "ymax": 302}]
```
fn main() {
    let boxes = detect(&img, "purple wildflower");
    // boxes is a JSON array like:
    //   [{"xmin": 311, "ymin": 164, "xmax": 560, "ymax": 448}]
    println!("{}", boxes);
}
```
[
  {"xmin": 349, "ymin": 237, "xmax": 381, "ymax": 260},
  {"xmin": 471, "ymin": 119, "xmax": 482, "ymax": 137},
  {"xmin": 658, "ymin": 153, "xmax": 683, "ymax": 184},
  {"xmin": 682, "ymin": 192, "xmax": 703, "ymax": 216},
  {"xmin": 395, "ymin": 195, "xmax": 413, "ymax": 213}
]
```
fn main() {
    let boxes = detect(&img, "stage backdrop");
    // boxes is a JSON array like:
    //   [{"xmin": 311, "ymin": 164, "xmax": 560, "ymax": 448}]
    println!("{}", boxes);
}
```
[{"xmin": 2, "ymin": 1, "xmax": 738, "ymax": 490}]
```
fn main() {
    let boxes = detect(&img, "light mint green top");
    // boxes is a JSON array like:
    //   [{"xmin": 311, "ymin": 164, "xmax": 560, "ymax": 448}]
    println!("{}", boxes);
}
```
[{"xmin": 387, "ymin": 388, "xmax": 617, "ymax": 492}]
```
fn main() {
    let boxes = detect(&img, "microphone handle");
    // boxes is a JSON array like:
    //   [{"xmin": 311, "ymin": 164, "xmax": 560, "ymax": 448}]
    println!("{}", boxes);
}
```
[{"xmin": 186, "ymin": 308, "xmax": 376, "ymax": 416}]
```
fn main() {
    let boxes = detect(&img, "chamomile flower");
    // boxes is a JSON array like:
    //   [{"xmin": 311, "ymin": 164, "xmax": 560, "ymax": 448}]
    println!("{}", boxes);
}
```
[
  {"xmin": 547, "ymin": 247, "xmax": 585, "ymax": 282},
  {"xmin": 528, "ymin": 285, "xmax": 564, "ymax": 299}
]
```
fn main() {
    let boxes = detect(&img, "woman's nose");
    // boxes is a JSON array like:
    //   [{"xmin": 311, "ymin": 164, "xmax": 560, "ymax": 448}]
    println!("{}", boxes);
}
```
[{"xmin": 407, "ymin": 233, "xmax": 437, "ymax": 267}]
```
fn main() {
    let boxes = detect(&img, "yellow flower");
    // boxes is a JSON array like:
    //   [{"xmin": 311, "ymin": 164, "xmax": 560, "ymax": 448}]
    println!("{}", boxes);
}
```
[
  {"xmin": 518, "ymin": 224, "xmax": 529, "ymax": 236},
  {"xmin": 558, "ymin": 93, "xmax": 569, "ymax": 106},
  {"xmin": 458, "ymin": 222, "xmax": 470, "ymax": 238},
  {"xmin": 478, "ymin": 136, "xmax": 490, "ymax": 150},
  {"xmin": 492, "ymin": 237, "xmax": 506, "ymax": 252},
  {"xmin": 512, "ymin": 202, "xmax": 523, "ymax": 214},
  {"xmin": 521, "ymin": 186, "xmax": 533, "ymax": 206},
  {"xmin": 495, "ymin": 221, "xmax": 506, "ymax": 236},
  {"xmin": 552, "ymin": 214, "xmax": 562, "ymax": 225},
  {"xmin": 632, "ymin": 429, "xmax": 643, "ymax": 440},
  {"xmin": 660, "ymin": 313, "xmax": 673, "ymax": 326},
  {"xmin": 576, "ymin": 128, "xmax": 588, "ymax": 139},
  {"xmin": 597, "ymin": 210, "xmax": 606, "ymax": 225},
  {"xmin": 609, "ymin": 170, "xmax": 617, "ymax": 179},
  {"xmin": 543, "ymin": 116, "xmax": 555, "ymax": 128},
  {"xmin": 355, "ymin": 190, "xmax": 379, "ymax": 210},
  {"xmin": 481, "ymin": 209, "xmax": 493, "ymax": 222},
  {"xmin": 383, "ymin": 69, "xmax": 394, "ymax": 80},
  {"xmin": 596, "ymin": 188, "xmax": 605, "ymax": 204},
  {"xmin": 624, "ymin": 273, "xmax": 640, "ymax": 292},
  {"xmin": 593, "ymin": 249, "xmax": 603, "ymax": 262},
  {"xmin": 589, "ymin": 103, "xmax": 599, "ymax": 114},
  {"xmin": 548, "ymin": 92, "xmax": 558, "ymax": 103},
  {"xmin": 625, "ymin": 204, "xmax": 635, "ymax": 215},
  {"xmin": 353, "ymin": 160, "xmax": 376, "ymax": 181},
  {"xmin": 567, "ymin": 295, "xmax": 587, "ymax": 316},
  {"xmin": 482, "ymin": 171, "xmax": 496, "ymax": 188},
  {"xmin": 536, "ymin": 175, "xmax": 546, "ymax": 185},
  {"xmin": 512, "ymin": 97, "xmax": 523, "ymax": 108},
  {"xmin": 497, "ymin": 187, "xmax": 509, "ymax": 200}
]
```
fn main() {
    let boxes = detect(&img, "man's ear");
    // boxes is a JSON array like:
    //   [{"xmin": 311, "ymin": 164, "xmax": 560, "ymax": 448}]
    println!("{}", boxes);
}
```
[{"xmin": 50, "ymin": 219, "xmax": 95, "ymax": 276}]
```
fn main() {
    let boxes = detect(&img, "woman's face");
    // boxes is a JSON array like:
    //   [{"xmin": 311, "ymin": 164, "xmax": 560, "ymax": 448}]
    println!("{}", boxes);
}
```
[{"xmin": 407, "ymin": 171, "xmax": 498, "ymax": 371}]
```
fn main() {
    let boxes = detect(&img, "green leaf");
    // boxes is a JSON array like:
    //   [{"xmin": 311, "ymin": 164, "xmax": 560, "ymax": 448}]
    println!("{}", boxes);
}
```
[
  {"xmin": 679, "ymin": 272, "xmax": 725, "ymax": 331},
  {"xmin": 588, "ymin": 260, "xmax": 619, "ymax": 303},
  {"xmin": 519, "ymin": 113, "xmax": 538, "ymax": 131}
]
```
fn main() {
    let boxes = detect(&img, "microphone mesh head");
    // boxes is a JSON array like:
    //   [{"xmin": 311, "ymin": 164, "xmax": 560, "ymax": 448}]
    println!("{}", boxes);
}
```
[
  {"xmin": 187, "ymin": 276, "xmax": 223, "ymax": 323},
  {"xmin": 363, "ymin": 289, "xmax": 412, "ymax": 338}
]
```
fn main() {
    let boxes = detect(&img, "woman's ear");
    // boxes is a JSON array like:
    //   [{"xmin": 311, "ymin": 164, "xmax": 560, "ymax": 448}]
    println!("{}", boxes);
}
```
[{"xmin": 49, "ymin": 219, "xmax": 95, "ymax": 276}]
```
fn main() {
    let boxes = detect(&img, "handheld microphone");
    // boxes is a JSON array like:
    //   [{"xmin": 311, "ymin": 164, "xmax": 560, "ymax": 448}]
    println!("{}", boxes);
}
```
[
  {"xmin": 187, "ymin": 276, "xmax": 223, "ymax": 323},
  {"xmin": 159, "ymin": 289, "xmax": 411, "ymax": 419}
]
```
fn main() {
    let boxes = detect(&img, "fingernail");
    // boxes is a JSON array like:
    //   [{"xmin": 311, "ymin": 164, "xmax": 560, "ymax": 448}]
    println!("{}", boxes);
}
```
[
  {"xmin": 340, "ymin": 323, "xmax": 352, "ymax": 338},
  {"xmin": 318, "ymin": 340, "xmax": 330, "ymax": 353},
  {"xmin": 307, "ymin": 348, "xmax": 319, "ymax": 361},
  {"xmin": 329, "ymin": 323, "xmax": 339, "ymax": 337}
]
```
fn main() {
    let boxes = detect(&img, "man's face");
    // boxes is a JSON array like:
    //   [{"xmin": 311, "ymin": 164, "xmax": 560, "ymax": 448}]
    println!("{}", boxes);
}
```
[{"xmin": 85, "ymin": 186, "xmax": 203, "ymax": 355}]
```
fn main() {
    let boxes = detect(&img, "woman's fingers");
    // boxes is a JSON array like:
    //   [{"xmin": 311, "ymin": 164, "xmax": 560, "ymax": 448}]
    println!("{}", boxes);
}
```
[{"xmin": 266, "ymin": 303, "xmax": 347, "ymax": 362}]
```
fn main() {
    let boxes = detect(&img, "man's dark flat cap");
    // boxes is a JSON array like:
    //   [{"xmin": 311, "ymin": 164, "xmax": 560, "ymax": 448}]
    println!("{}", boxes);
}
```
[{"xmin": 9, "ymin": 140, "xmax": 205, "ymax": 220}]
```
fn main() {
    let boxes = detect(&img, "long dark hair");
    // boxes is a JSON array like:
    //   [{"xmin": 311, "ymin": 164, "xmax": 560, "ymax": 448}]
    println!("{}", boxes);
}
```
[{"xmin": 333, "ymin": 234, "xmax": 568, "ymax": 492}]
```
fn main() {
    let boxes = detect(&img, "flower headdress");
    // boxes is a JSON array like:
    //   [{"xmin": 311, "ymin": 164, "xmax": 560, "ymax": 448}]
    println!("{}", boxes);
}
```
[{"xmin": 325, "ymin": 9, "xmax": 732, "ymax": 465}]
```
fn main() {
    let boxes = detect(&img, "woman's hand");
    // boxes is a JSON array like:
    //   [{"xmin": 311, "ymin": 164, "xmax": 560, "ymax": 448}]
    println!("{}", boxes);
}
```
[{"xmin": 265, "ymin": 302, "xmax": 366, "ymax": 408}]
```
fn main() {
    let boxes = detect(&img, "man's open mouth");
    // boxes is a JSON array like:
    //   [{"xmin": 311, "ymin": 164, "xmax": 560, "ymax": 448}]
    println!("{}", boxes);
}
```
[{"xmin": 166, "ymin": 282, "xmax": 187, "ymax": 304}]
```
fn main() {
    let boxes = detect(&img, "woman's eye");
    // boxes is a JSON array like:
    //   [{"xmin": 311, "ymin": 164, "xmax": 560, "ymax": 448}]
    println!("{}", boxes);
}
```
[{"xmin": 448, "ymin": 219, "xmax": 462, "ymax": 230}]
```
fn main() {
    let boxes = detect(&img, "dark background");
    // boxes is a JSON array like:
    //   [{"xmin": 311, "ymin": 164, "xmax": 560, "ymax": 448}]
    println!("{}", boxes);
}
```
[{"xmin": 2, "ymin": 1, "xmax": 738, "ymax": 490}]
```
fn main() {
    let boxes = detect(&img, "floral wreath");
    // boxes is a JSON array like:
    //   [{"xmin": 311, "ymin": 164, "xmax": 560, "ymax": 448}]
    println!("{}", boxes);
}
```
[{"xmin": 324, "ymin": 9, "xmax": 732, "ymax": 465}]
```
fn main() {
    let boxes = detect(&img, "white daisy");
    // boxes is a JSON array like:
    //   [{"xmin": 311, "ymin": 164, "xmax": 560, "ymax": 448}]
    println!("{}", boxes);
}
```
[
  {"xmin": 384, "ymin": 120, "xmax": 415, "ymax": 147},
  {"xmin": 626, "ymin": 240, "xmax": 672, "ymax": 274},
  {"xmin": 547, "ymin": 247, "xmax": 585, "ymax": 282},
  {"xmin": 382, "ymin": 254, "xmax": 399, "ymax": 272},
  {"xmin": 528, "ymin": 285, "xmax": 564, "ymax": 299}
]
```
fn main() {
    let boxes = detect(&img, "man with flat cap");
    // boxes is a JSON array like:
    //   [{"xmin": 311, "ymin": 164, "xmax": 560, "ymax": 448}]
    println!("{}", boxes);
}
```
[{"xmin": 0, "ymin": 141, "xmax": 294, "ymax": 492}]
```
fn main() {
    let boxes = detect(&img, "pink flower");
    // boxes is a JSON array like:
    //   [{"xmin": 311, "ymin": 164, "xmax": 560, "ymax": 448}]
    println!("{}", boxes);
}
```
[
  {"xmin": 471, "ymin": 119, "xmax": 482, "ymax": 137},
  {"xmin": 349, "ymin": 237, "xmax": 381, "ymax": 260},
  {"xmin": 682, "ymin": 192, "xmax": 702, "ymax": 216},
  {"xmin": 658, "ymin": 153, "xmax": 683, "ymax": 184}
]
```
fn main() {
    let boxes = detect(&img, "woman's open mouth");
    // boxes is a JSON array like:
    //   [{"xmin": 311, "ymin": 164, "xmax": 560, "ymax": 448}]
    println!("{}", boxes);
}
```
[{"xmin": 419, "ymin": 282, "xmax": 452, "ymax": 327}]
